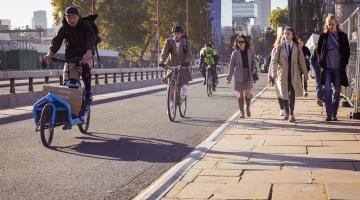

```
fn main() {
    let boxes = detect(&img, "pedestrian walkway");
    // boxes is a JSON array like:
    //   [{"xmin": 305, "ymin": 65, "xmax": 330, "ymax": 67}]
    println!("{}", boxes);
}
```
[{"xmin": 159, "ymin": 80, "xmax": 360, "ymax": 200}]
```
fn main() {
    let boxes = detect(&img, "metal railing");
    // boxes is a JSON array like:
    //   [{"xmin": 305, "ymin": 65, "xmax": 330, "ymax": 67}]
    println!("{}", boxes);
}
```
[
  {"xmin": 341, "ymin": 7, "xmax": 360, "ymax": 117},
  {"xmin": 0, "ymin": 66, "xmax": 230, "ymax": 94}
]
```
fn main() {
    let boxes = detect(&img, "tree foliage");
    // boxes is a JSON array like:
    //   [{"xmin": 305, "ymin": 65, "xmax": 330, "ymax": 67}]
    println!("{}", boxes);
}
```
[
  {"xmin": 269, "ymin": 7, "xmax": 288, "ymax": 32},
  {"xmin": 51, "ymin": 0, "xmax": 212, "ymax": 63}
]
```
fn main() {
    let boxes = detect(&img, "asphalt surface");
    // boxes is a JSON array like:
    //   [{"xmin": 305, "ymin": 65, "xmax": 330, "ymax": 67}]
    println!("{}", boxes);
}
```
[{"xmin": 0, "ymin": 74, "xmax": 268, "ymax": 200}]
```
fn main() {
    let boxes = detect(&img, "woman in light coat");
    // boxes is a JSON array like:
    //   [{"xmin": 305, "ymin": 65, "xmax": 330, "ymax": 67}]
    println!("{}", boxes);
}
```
[
  {"xmin": 270, "ymin": 27, "xmax": 307, "ymax": 122},
  {"xmin": 268, "ymin": 35, "xmax": 286, "ymax": 116},
  {"xmin": 227, "ymin": 35, "xmax": 256, "ymax": 118}
]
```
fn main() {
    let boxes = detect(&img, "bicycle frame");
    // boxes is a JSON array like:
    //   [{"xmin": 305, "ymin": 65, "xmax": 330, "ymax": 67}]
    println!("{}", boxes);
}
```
[{"xmin": 33, "ymin": 57, "xmax": 88, "ymax": 130}]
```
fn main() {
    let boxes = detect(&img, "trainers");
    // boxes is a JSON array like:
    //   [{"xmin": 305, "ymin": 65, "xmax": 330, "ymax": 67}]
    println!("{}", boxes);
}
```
[
  {"xmin": 279, "ymin": 109, "xmax": 285, "ymax": 116},
  {"xmin": 181, "ymin": 85, "xmax": 189, "ymax": 97},
  {"xmin": 317, "ymin": 99, "xmax": 323, "ymax": 107},
  {"xmin": 289, "ymin": 115, "xmax": 296, "ymax": 122},
  {"xmin": 283, "ymin": 116, "xmax": 289, "ymax": 120}
]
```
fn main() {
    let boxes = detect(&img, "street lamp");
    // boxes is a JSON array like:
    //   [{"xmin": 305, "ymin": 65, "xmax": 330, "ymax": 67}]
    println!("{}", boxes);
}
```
[
  {"xmin": 92, "ymin": 0, "xmax": 96, "ymax": 14},
  {"xmin": 185, "ymin": 0, "xmax": 189, "ymax": 36},
  {"xmin": 157, "ymin": 0, "xmax": 160, "ymax": 66}
]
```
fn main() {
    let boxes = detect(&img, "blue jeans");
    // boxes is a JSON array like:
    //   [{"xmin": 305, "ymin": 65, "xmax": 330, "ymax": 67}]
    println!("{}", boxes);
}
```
[{"xmin": 324, "ymin": 69, "xmax": 341, "ymax": 117}]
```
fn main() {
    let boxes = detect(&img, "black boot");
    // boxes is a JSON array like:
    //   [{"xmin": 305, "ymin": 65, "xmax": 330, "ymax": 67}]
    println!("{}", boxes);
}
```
[
  {"xmin": 238, "ymin": 98, "xmax": 245, "ymax": 118},
  {"xmin": 245, "ymin": 96, "xmax": 252, "ymax": 117}
]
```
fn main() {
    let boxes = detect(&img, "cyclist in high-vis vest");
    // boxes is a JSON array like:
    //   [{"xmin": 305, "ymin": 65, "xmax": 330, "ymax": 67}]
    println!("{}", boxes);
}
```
[{"xmin": 200, "ymin": 43, "xmax": 219, "ymax": 90}]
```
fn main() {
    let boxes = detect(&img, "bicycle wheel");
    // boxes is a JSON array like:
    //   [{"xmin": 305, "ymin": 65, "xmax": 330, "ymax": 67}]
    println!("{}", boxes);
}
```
[
  {"xmin": 179, "ymin": 96, "xmax": 187, "ymax": 118},
  {"xmin": 206, "ymin": 70, "xmax": 213, "ymax": 97},
  {"xmin": 78, "ymin": 106, "xmax": 91, "ymax": 134},
  {"xmin": 167, "ymin": 83, "xmax": 177, "ymax": 121},
  {"xmin": 40, "ymin": 105, "xmax": 54, "ymax": 148}
]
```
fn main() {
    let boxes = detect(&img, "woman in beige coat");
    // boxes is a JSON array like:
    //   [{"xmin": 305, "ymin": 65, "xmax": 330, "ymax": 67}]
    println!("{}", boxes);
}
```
[{"xmin": 270, "ymin": 27, "xmax": 307, "ymax": 122}]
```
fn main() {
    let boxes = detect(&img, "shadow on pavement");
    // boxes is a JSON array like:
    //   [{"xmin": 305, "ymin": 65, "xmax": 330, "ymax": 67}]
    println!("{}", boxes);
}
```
[
  {"xmin": 234, "ymin": 117, "xmax": 360, "ymax": 134},
  {"xmin": 176, "ymin": 117, "xmax": 228, "ymax": 128},
  {"xmin": 51, "ymin": 132, "xmax": 194, "ymax": 163},
  {"xmin": 208, "ymin": 150, "xmax": 359, "ymax": 171}
]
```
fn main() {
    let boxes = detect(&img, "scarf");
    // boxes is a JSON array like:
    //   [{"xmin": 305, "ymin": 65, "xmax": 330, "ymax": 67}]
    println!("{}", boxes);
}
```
[{"xmin": 327, "ymin": 32, "xmax": 340, "ymax": 50}]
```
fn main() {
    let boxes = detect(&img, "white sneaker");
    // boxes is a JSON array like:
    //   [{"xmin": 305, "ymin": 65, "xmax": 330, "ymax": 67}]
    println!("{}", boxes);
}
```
[
  {"xmin": 279, "ymin": 109, "xmax": 285, "ymax": 116},
  {"xmin": 180, "ymin": 85, "xmax": 189, "ymax": 98}
]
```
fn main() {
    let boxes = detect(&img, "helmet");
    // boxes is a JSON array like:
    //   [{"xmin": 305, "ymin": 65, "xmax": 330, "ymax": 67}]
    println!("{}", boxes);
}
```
[
  {"xmin": 65, "ymin": 6, "xmax": 80, "ymax": 16},
  {"xmin": 171, "ymin": 26, "xmax": 184, "ymax": 33},
  {"xmin": 205, "ymin": 42, "xmax": 213, "ymax": 48}
]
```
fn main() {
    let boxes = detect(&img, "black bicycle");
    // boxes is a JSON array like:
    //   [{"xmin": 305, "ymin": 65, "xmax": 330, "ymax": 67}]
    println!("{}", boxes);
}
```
[
  {"xmin": 206, "ymin": 65, "xmax": 214, "ymax": 97},
  {"xmin": 166, "ymin": 65, "xmax": 188, "ymax": 122}
]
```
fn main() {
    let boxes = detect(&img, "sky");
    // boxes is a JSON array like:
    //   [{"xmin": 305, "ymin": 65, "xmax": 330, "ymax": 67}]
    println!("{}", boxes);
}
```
[
  {"xmin": 271, "ymin": 0, "xmax": 288, "ymax": 10},
  {"xmin": 0, "ymin": 0, "xmax": 288, "ymax": 29},
  {"xmin": 221, "ymin": 0, "xmax": 288, "ymax": 27},
  {"xmin": 0, "ymin": 0, "xmax": 53, "ymax": 28}
]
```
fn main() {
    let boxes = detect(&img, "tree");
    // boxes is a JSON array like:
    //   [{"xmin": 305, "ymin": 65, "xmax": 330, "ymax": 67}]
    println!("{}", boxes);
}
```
[
  {"xmin": 51, "ymin": 0, "xmax": 213, "ymax": 65},
  {"xmin": 269, "ymin": 7, "xmax": 288, "ymax": 32}
]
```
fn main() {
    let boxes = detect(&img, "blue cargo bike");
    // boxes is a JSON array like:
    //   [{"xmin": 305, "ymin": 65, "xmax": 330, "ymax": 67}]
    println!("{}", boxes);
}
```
[{"xmin": 33, "ymin": 57, "xmax": 91, "ymax": 148}]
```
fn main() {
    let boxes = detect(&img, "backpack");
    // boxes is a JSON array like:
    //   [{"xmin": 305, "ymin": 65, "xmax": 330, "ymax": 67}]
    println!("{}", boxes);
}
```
[{"xmin": 82, "ymin": 14, "xmax": 102, "ymax": 63}]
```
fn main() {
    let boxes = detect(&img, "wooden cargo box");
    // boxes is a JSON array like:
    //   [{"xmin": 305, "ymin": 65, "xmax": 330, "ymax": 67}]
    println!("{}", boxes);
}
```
[{"xmin": 43, "ymin": 85, "xmax": 84, "ymax": 115}]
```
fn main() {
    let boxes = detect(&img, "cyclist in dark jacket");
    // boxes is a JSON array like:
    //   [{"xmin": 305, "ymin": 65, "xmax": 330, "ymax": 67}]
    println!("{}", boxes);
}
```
[{"xmin": 44, "ymin": 6, "xmax": 96, "ymax": 103}]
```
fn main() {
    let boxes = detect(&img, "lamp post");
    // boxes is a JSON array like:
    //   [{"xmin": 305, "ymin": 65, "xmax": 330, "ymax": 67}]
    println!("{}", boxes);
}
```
[
  {"xmin": 157, "ymin": 0, "xmax": 160, "ymax": 66},
  {"xmin": 185, "ymin": 0, "xmax": 189, "ymax": 36},
  {"xmin": 92, "ymin": 0, "xmax": 96, "ymax": 13}
]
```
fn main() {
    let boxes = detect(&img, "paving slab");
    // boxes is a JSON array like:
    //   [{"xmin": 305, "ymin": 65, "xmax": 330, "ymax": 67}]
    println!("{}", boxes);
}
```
[
  {"xmin": 217, "ymin": 161, "xmax": 281, "ymax": 170},
  {"xmin": 194, "ymin": 176, "xmax": 239, "ymax": 184},
  {"xmin": 283, "ymin": 161, "xmax": 355, "ymax": 171},
  {"xmin": 165, "ymin": 182, "xmax": 189, "ymax": 198},
  {"xmin": 326, "ymin": 183, "xmax": 360, "ymax": 200},
  {"xmin": 212, "ymin": 183, "xmax": 271, "ymax": 200},
  {"xmin": 199, "ymin": 169, "xmax": 243, "ymax": 177},
  {"xmin": 176, "ymin": 183, "xmax": 224, "ymax": 199},
  {"xmin": 264, "ymin": 139, "xmax": 322, "ymax": 146},
  {"xmin": 180, "ymin": 168, "xmax": 202, "ymax": 183},
  {"xmin": 249, "ymin": 153, "xmax": 309, "ymax": 163},
  {"xmin": 191, "ymin": 160, "xmax": 217, "ymax": 169},
  {"xmin": 240, "ymin": 170, "xmax": 312, "ymax": 184},
  {"xmin": 312, "ymin": 169, "xmax": 360, "ymax": 183},
  {"xmin": 271, "ymin": 184, "xmax": 327, "ymax": 200},
  {"xmin": 252, "ymin": 146, "xmax": 307, "ymax": 154}
]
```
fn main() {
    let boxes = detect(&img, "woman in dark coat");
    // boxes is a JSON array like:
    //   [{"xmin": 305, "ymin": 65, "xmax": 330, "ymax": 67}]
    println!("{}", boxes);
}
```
[{"xmin": 317, "ymin": 15, "xmax": 350, "ymax": 121}]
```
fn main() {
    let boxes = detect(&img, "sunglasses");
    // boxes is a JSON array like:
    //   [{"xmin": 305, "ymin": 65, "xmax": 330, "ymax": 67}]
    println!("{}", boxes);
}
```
[{"xmin": 237, "ymin": 40, "xmax": 245, "ymax": 44}]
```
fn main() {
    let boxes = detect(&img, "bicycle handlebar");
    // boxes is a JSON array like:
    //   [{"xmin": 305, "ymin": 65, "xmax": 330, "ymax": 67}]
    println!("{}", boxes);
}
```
[
  {"xmin": 165, "ymin": 65, "xmax": 189, "ymax": 70},
  {"xmin": 51, "ymin": 57, "xmax": 83, "ymax": 64}
]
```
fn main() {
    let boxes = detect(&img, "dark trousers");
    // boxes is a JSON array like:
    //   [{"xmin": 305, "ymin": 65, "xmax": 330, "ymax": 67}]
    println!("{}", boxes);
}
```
[
  {"xmin": 278, "ymin": 97, "xmax": 284, "ymax": 110},
  {"xmin": 301, "ymin": 73, "xmax": 308, "ymax": 92},
  {"xmin": 81, "ymin": 63, "xmax": 92, "ymax": 92},
  {"xmin": 324, "ymin": 69, "xmax": 341, "ymax": 117},
  {"xmin": 313, "ymin": 63, "xmax": 323, "ymax": 100},
  {"xmin": 201, "ymin": 65, "xmax": 218, "ymax": 85},
  {"xmin": 283, "ymin": 82, "xmax": 296, "ymax": 116}
]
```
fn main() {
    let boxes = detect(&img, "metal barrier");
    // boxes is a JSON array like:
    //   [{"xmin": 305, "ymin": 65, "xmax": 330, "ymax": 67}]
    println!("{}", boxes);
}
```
[
  {"xmin": 341, "ymin": 8, "xmax": 360, "ymax": 119},
  {"xmin": 0, "ymin": 65, "xmax": 228, "ymax": 94}
]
